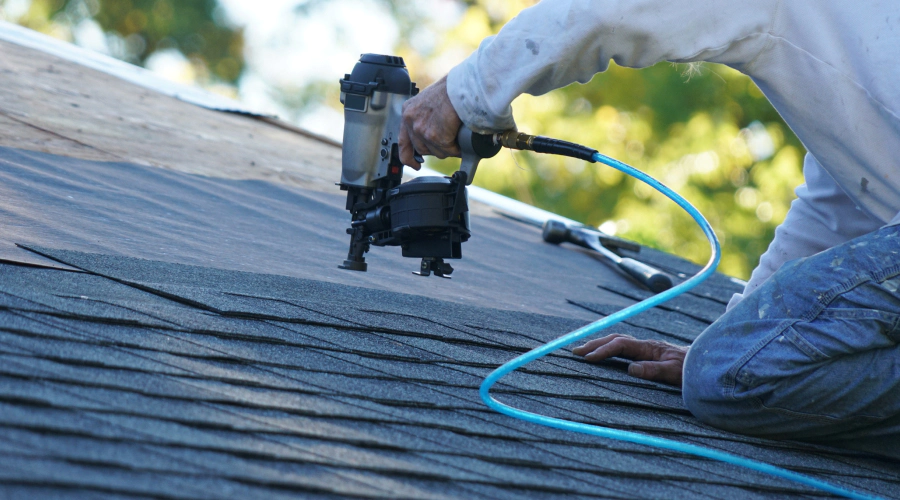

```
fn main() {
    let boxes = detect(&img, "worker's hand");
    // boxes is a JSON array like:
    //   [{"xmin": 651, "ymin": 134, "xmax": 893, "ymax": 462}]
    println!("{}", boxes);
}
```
[
  {"xmin": 572, "ymin": 334, "xmax": 688, "ymax": 387},
  {"xmin": 399, "ymin": 75, "xmax": 462, "ymax": 170}
]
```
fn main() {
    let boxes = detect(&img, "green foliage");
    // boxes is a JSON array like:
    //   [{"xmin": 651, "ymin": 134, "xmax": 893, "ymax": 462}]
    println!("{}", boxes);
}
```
[{"xmin": 7, "ymin": 0, "xmax": 244, "ymax": 83}]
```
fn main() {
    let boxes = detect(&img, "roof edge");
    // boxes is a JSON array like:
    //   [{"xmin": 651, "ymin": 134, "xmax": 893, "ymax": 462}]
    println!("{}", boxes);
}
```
[{"xmin": 0, "ymin": 20, "xmax": 270, "ymax": 118}]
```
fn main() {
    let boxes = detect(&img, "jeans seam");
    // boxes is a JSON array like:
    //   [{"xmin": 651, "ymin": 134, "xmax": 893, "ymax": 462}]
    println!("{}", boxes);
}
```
[
  {"xmin": 891, "ymin": 312, "xmax": 900, "ymax": 336},
  {"xmin": 782, "ymin": 327, "xmax": 828, "ymax": 361},
  {"xmin": 814, "ymin": 262, "xmax": 900, "ymax": 315},
  {"xmin": 746, "ymin": 395, "xmax": 887, "ymax": 424}
]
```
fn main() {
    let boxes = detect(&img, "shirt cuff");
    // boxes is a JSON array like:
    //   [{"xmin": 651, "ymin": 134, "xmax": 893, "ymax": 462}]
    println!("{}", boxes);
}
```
[{"xmin": 446, "ymin": 38, "xmax": 517, "ymax": 134}]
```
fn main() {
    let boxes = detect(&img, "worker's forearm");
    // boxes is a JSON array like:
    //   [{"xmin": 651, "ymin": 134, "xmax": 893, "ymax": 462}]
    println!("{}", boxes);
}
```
[{"xmin": 447, "ymin": 0, "xmax": 778, "ymax": 132}]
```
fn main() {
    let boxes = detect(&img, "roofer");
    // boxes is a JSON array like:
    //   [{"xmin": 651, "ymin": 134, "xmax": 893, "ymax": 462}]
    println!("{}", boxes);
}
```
[{"xmin": 398, "ymin": 1, "xmax": 900, "ymax": 457}]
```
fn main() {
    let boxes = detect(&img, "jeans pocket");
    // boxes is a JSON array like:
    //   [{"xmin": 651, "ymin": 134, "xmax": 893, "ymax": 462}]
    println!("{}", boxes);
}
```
[{"xmin": 732, "ymin": 324, "xmax": 825, "ymax": 391}]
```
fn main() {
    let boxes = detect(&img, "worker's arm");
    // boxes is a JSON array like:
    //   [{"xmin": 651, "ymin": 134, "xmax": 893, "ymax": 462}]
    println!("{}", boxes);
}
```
[
  {"xmin": 446, "ymin": 0, "xmax": 779, "ymax": 133},
  {"xmin": 400, "ymin": 0, "xmax": 779, "ymax": 167}
]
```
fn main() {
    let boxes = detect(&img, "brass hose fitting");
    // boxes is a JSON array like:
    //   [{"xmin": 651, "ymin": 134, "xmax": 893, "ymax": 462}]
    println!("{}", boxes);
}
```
[
  {"xmin": 494, "ymin": 130, "xmax": 536, "ymax": 151},
  {"xmin": 494, "ymin": 129, "xmax": 599, "ymax": 162}
]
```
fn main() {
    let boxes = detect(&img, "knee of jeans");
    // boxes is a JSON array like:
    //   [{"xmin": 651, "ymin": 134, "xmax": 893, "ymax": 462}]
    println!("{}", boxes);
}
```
[{"xmin": 683, "ymin": 321, "xmax": 743, "ymax": 430}]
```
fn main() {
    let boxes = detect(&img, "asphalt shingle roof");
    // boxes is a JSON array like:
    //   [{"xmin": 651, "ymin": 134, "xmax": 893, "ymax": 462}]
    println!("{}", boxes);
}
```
[{"xmin": 0, "ymin": 148, "xmax": 898, "ymax": 498}]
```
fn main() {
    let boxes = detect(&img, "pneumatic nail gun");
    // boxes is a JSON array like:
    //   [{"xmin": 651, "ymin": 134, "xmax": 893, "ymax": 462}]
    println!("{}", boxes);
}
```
[{"xmin": 337, "ymin": 54, "xmax": 500, "ymax": 278}]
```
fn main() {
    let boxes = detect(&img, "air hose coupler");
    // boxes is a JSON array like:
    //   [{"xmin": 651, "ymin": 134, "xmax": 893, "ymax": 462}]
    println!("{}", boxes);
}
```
[{"xmin": 494, "ymin": 130, "xmax": 599, "ymax": 162}]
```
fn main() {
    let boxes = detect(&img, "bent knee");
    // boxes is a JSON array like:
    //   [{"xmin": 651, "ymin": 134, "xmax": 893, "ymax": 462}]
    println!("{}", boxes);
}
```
[
  {"xmin": 682, "ymin": 368, "xmax": 763, "ymax": 434},
  {"xmin": 682, "ymin": 342, "xmax": 735, "ymax": 430},
  {"xmin": 683, "ymin": 335, "xmax": 800, "ymax": 437},
  {"xmin": 682, "ymin": 320, "xmax": 758, "ymax": 432}
]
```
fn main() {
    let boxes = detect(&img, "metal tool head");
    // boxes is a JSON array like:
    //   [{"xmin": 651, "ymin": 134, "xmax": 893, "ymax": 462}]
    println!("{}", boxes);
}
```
[
  {"xmin": 541, "ymin": 219, "xmax": 570, "ymax": 244},
  {"xmin": 339, "ymin": 54, "xmax": 418, "ymax": 190}
]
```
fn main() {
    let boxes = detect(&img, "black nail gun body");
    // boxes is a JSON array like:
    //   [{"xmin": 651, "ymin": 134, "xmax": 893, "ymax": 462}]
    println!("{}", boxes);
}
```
[{"xmin": 337, "ymin": 54, "xmax": 499, "ymax": 277}]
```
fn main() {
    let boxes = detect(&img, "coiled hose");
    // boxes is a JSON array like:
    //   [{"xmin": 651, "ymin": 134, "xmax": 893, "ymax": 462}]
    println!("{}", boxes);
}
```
[{"xmin": 482, "ymin": 134, "xmax": 879, "ymax": 500}]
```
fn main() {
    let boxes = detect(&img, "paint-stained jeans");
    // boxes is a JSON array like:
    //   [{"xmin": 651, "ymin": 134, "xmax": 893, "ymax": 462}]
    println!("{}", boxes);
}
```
[{"xmin": 683, "ymin": 225, "xmax": 900, "ymax": 458}]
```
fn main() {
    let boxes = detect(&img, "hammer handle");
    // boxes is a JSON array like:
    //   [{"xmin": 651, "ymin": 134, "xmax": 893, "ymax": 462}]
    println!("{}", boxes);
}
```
[{"xmin": 618, "ymin": 257, "xmax": 673, "ymax": 293}]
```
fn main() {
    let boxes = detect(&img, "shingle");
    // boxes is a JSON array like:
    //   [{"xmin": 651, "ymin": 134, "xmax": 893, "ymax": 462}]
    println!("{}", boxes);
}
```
[
  {"xmin": 275, "ymin": 324, "xmax": 452, "ymax": 360},
  {"xmin": 0, "ymin": 427, "xmax": 212, "ymax": 475},
  {"xmin": 0, "ymin": 485, "xmax": 136, "ymax": 500},
  {"xmin": 482, "ymin": 366, "xmax": 688, "ymax": 413},
  {"xmin": 492, "ymin": 394, "xmax": 703, "ymax": 438},
  {"xmin": 597, "ymin": 283, "xmax": 725, "ymax": 324},
  {"xmin": 383, "ymin": 334, "xmax": 511, "ymax": 365},
  {"xmin": 0, "ymin": 268, "xmax": 180, "ymax": 328},
  {"xmin": 449, "ymin": 483, "xmax": 611, "ymax": 500},
  {"xmin": 0, "ymin": 290, "xmax": 59, "ymax": 315},
  {"xmin": 0, "ymin": 355, "xmax": 410, "ymax": 428},
  {"xmin": 417, "ymin": 452, "xmax": 628, "ymax": 496},
  {"xmin": 22, "ymin": 247, "xmax": 587, "ymax": 349},
  {"xmin": 0, "ymin": 452, "xmax": 381, "ymax": 499},
  {"xmin": 0, "ymin": 376, "xmax": 365, "ymax": 437},
  {"xmin": 0, "ymin": 348, "xmax": 334, "ymax": 401},
  {"xmin": 680, "ymin": 435, "xmax": 900, "ymax": 487},
  {"xmin": 567, "ymin": 300, "xmax": 708, "ymax": 342},
  {"xmin": 0, "ymin": 332, "xmax": 198, "ymax": 377},
  {"xmin": 5, "ymin": 311, "xmax": 247, "ymax": 360}
]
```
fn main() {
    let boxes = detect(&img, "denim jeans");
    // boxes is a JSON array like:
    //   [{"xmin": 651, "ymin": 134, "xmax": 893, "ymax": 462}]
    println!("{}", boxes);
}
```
[{"xmin": 683, "ymin": 225, "xmax": 900, "ymax": 458}]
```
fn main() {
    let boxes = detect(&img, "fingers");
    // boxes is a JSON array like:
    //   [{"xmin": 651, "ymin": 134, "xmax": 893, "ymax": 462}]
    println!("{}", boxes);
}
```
[
  {"xmin": 423, "ymin": 127, "xmax": 460, "ymax": 159},
  {"xmin": 573, "ymin": 334, "xmax": 687, "ymax": 387},
  {"xmin": 576, "ymin": 335, "xmax": 664, "ymax": 363},
  {"xmin": 398, "ymin": 75, "xmax": 462, "ymax": 168},
  {"xmin": 398, "ymin": 122, "xmax": 421, "ymax": 170},
  {"xmin": 628, "ymin": 359, "xmax": 683, "ymax": 386},
  {"xmin": 399, "ymin": 117, "xmax": 430, "ymax": 170},
  {"xmin": 571, "ymin": 334, "xmax": 630, "ymax": 356}
]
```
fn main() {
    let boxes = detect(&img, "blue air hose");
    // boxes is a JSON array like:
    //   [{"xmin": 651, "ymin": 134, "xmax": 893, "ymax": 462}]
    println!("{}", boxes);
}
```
[{"xmin": 479, "ymin": 146, "xmax": 879, "ymax": 500}]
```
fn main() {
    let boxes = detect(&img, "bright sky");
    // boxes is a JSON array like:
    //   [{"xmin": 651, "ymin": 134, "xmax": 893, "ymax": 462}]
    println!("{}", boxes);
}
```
[
  {"xmin": 216, "ymin": 0, "xmax": 465, "ymax": 140},
  {"xmin": 218, "ymin": 0, "xmax": 398, "ymax": 137}
]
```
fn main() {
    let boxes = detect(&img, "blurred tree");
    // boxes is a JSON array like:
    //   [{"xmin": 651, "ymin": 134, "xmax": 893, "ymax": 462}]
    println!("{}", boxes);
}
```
[{"xmin": 3, "ymin": 0, "xmax": 244, "ymax": 83}]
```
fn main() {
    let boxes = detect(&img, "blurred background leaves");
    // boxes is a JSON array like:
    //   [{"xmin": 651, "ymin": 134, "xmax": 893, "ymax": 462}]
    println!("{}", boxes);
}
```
[
  {"xmin": 0, "ymin": 0, "xmax": 806, "ymax": 279},
  {"xmin": 5, "ymin": 0, "xmax": 243, "ymax": 87}
]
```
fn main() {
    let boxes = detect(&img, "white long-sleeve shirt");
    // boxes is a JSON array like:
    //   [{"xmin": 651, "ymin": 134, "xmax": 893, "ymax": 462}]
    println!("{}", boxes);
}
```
[{"xmin": 446, "ymin": 0, "xmax": 900, "ymax": 306}]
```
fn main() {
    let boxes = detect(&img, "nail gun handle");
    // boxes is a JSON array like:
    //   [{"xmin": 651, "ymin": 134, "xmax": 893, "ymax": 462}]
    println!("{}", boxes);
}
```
[
  {"xmin": 619, "ymin": 258, "xmax": 673, "ymax": 293},
  {"xmin": 457, "ymin": 126, "xmax": 501, "ymax": 185}
]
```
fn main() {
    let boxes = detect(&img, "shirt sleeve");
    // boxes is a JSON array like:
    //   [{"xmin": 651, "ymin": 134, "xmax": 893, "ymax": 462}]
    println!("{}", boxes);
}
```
[
  {"xmin": 725, "ymin": 153, "xmax": 884, "ymax": 310},
  {"xmin": 447, "ymin": 0, "xmax": 780, "ymax": 133}
]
